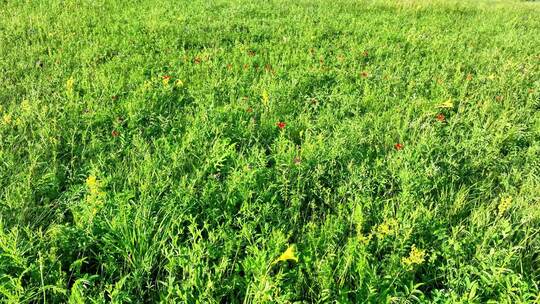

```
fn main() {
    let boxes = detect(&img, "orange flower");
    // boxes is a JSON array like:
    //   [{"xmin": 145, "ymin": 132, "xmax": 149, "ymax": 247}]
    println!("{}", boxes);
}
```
[
  {"xmin": 276, "ymin": 121, "xmax": 286, "ymax": 129},
  {"xmin": 394, "ymin": 143, "xmax": 403, "ymax": 151},
  {"xmin": 436, "ymin": 113, "xmax": 445, "ymax": 122}
]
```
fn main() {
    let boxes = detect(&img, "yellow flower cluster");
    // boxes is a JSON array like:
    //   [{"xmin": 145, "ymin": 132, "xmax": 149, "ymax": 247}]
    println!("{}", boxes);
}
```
[
  {"xmin": 498, "ymin": 197, "xmax": 512, "ymax": 217},
  {"xmin": 21, "ymin": 100, "xmax": 31, "ymax": 112},
  {"xmin": 2, "ymin": 114, "xmax": 12, "ymax": 125},
  {"xmin": 86, "ymin": 174, "xmax": 103, "ymax": 197},
  {"xmin": 375, "ymin": 218, "xmax": 398, "ymax": 239},
  {"xmin": 261, "ymin": 90, "xmax": 269, "ymax": 107},
  {"xmin": 66, "ymin": 77, "xmax": 75, "ymax": 97},
  {"xmin": 402, "ymin": 244, "xmax": 426, "ymax": 267}
]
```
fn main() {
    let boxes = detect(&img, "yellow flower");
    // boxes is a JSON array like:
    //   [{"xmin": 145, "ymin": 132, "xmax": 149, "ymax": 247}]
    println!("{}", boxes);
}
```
[
  {"xmin": 498, "ymin": 197, "xmax": 512, "ymax": 217},
  {"xmin": 86, "ymin": 174, "xmax": 102, "ymax": 196},
  {"xmin": 21, "ymin": 100, "xmax": 31, "ymax": 112},
  {"xmin": 358, "ymin": 233, "xmax": 372, "ymax": 245},
  {"xmin": 162, "ymin": 75, "xmax": 171, "ymax": 86},
  {"xmin": 2, "ymin": 114, "xmax": 12, "ymax": 125},
  {"xmin": 402, "ymin": 244, "xmax": 426, "ymax": 267},
  {"xmin": 375, "ymin": 218, "xmax": 398, "ymax": 239},
  {"xmin": 66, "ymin": 77, "xmax": 74, "ymax": 92},
  {"xmin": 174, "ymin": 79, "xmax": 184, "ymax": 87},
  {"xmin": 261, "ymin": 90, "xmax": 269, "ymax": 107},
  {"xmin": 438, "ymin": 99, "xmax": 453, "ymax": 109},
  {"xmin": 272, "ymin": 244, "xmax": 298, "ymax": 264},
  {"xmin": 143, "ymin": 80, "xmax": 152, "ymax": 91},
  {"xmin": 66, "ymin": 77, "xmax": 75, "ymax": 98}
]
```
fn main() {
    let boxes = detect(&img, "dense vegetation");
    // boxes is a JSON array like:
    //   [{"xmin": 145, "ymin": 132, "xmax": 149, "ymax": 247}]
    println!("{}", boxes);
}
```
[{"xmin": 1, "ymin": 0, "xmax": 539, "ymax": 302}]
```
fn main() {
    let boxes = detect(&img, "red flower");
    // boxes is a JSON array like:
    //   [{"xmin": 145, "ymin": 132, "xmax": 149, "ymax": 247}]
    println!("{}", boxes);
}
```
[
  {"xmin": 436, "ymin": 113, "xmax": 445, "ymax": 122},
  {"xmin": 276, "ymin": 122, "xmax": 286, "ymax": 129},
  {"xmin": 394, "ymin": 143, "xmax": 403, "ymax": 151},
  {"xmin": 162, "ymin": 75, "xmax": 171, "ymax": 80},
  {"xmin": 111, "ymin": 130, "xmax": 120, "ymax": 137}
]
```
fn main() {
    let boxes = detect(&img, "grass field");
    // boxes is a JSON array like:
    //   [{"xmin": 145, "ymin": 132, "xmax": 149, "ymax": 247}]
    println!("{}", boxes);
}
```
[{"xmin": 1, "ymin": 0, "xmax": 540, "ymax": 302}]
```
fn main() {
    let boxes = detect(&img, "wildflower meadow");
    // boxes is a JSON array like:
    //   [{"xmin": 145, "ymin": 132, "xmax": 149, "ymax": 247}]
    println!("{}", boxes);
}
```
[{"xmin": 0, "ymin": 0, "xmax": 539, "ymax": 302}]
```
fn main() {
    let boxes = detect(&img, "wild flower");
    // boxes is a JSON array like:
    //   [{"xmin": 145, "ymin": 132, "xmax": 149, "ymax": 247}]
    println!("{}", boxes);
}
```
[
  {"xmin": 436, "ymin": 113, "xmax": 445, "ymax": 122},
  {"xmin": 276, "ymin": 122, "xmax": 286, "ymax": 129},
  {"xmin": 66, "ymin": 77, "xmax": 75, "ymax": 97},
  {"xmin": 86, "ymin": 175, "xmax": 101, "ymax": 196},
  {"xmin": 402, "ymin": 244, "xmax": 426, "ymax": 267},
  {"xmin": 261, "ymin": 90, "xmax": 269, "ymax": 106},
  {"xmin": 375, "ymin": 218, "xmax": 398, "ymax": 239},
  {"xmin": 358, "ymin": 233, "xmax": 372, "ymax": 245},
  {"xmin": 162, "ymin": 75, "xmax": 171, "ymax": 86},
  {"xmin": 438, "ymin": 100, "xmax": 453, "ymax": 108},
  {"xmin": 2, "ymin": 114, "xmax": 12, "ymax": 125},
  {"xmin": 21, "ymin": 100, "xmax": 31, "ymax": 112},
  {"xmin": 174, "ymin": 79, "xmax": 184, "ymax": 87},
  {"xmin": 272, "ymin": 244, "xmax": 298, "ymax": 264},
  {"xmin": 394, "ymin": 143, "xmax": 403, "ymax": 151},
  {"xmin": 498, "ymin": 197, "xmax": 512, "ymax": 217}
]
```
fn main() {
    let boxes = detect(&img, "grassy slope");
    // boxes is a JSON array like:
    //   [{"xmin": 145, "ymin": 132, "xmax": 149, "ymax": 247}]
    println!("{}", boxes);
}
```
[{"xmin": 1, "ymin": 0, "xmax": 539, "ymax": 302}]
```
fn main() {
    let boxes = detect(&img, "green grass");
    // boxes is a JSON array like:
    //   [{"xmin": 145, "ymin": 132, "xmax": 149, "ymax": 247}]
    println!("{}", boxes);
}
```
[{"xmin": 1, "ymin": 0, "xmax": 539, "ymax": 302}]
